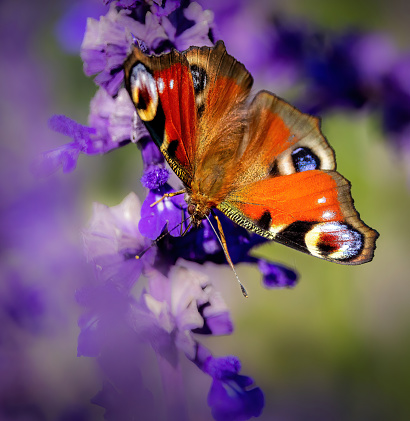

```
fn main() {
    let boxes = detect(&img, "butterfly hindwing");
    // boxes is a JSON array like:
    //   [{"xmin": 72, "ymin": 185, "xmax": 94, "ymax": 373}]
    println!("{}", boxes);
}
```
[
  {"xmin": 219, "ymin": 169, "xmax": 377, "ymax": 264},
  {"xmin": 219, "ymin": 91, "xmax": 378, "ymax": 264}
]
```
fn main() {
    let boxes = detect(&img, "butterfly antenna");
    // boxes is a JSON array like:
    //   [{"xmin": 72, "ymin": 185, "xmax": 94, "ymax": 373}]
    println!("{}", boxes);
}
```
[
  {"xmin": 136, "ymin": 215, "xmax": 192, "ymax": 259},
  {"xmin": 205, "ymin": 214, "xmax": 248, "ymax": 298}
]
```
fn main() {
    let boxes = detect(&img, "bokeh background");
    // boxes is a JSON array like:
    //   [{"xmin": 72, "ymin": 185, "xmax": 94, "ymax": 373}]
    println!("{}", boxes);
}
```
[{"xmin": 1, "ymin": 0, "xmax": 410, "ymax": 420}]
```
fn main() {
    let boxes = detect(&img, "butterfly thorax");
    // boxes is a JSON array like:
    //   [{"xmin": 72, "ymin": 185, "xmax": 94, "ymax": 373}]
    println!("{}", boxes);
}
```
[
  {"xmin": 186, "ymin": 191, "xmax": 214, "ymax": 227},
  {"xmin": 187, "ymin": 157, "xmax": 238, "ymax": 226}
]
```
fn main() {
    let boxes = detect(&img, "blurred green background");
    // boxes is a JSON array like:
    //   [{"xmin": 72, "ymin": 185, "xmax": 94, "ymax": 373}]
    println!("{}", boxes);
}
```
[{"xmin": 11, "ymin": 0, "xmax": 410, "ymax": 419}]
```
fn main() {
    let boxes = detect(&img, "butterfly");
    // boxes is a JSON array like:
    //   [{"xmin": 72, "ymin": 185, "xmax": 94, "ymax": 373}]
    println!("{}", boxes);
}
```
[{"xmin": 124, "ymin": 40, "xmax": 378, "ymax": 268}]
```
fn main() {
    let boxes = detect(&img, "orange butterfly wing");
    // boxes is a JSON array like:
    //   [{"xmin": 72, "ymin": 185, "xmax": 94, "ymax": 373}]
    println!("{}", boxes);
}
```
[{"xmin": 218, "ymin": 92, "xmax": 378, "ymax": 264}]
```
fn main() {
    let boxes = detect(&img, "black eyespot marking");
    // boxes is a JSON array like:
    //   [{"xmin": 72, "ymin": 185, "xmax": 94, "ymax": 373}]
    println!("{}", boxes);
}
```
[
  {"xmin": 291, "ymin": 147, "xmax": 321, "ymax": 172},
  {"xmin": 268, "ymin": 161, "xmax": 279, "ymax": 177},
  {"xmin": 130, "ymin": 63, "xmax": 158, "ymax": 122},
  {"xmin": 316, "ymin": 238, "xmax": 339, "ymax": 256},
  {"xmin": 305, "ymin": 222, "xmax": 364, "ymax": 261},
  {"xmin": 257, "ymin": 211, "xmax": 272, "ymax": 231},
  {"xmin": 190, "ymin": 65, "xmax": 207, "ymax": 95},
  {"xmin": 167, "ymin": 139, "xmax": 179, "ymax": 159},
  {"xmin": 136, "ymin": 86, "xmax": 150, "ymax": 110}
]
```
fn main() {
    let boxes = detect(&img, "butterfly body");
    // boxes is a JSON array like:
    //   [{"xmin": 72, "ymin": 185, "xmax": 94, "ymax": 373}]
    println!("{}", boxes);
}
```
[{"xmin": 124, "ymin": 41, "xmax": 378, "ymax": 264}]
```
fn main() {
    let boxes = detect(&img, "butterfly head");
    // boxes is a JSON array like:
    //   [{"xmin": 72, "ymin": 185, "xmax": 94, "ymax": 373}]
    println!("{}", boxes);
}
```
[{"xmin": 187, "ymin": 197, "xmax": 212, "ymax": 227}]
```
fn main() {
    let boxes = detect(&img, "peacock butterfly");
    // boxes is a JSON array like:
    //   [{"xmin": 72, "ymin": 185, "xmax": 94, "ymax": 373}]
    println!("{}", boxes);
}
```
[{"xmin": 124, "ymin": 40, "xmax": 378, "ymax": 267}]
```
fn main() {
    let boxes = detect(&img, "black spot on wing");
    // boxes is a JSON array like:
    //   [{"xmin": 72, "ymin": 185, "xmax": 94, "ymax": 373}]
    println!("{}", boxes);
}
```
[
  {"xmin": 276, "ymin": 221, "xmax": 316, "ymax": 253},
  {"xmin": 291, "ymin": 147, "xmax": 321, "ymax": 172},
  {"xmin": 257, "ymin": 211, "xmax": 272, "ymax": 231},
  {"xmin": 268, "ymin": 160, "xmax": 280, "ymax": 177},
  {"xmin": 316, "ymin": 240, "xmax": 339, "ymax": 256},
  {"xmin": 144, "ymin": 101, "xmax": 165, "ymax": 148},
  {"xmin": 190, "ymin": 65, "xmax": 207, "ymax": 95},
  {"xmin": 137, "ymin": 87, "xmax": 149, "ymax": 110},
  {"xmin": 167, "ymin": 139, "xmax": 179, "ymax": 159}
]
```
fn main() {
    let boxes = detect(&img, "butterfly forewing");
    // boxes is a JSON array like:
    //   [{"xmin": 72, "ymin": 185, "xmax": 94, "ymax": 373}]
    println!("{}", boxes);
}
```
[
  {"xmin": 124, "ymin": 46, "xmax": 197, "ymax": 185},
  {"xmin": 185, "ymin": 41, "xmax": 253, "ymax": 180}
]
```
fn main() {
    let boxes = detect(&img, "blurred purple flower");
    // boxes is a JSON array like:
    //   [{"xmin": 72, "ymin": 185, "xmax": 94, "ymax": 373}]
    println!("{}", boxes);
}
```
[
  {"xmin": 55, "ymin": 0, "xmax": 108, "ymax": 54},
  {"xmin": 204, "ymin": 355, "xmax": 264, "ymax": 421},
  {"xmin": 133, "ymin": 260, "xmax": 261, "ymax": 420},
  {"xmin": 137, "ymin": 261, "xmax": 233, "ymax": 359},
  {"xmin": 37, "ymin": 115, "xmax": 96, "ymax": 174},
  {"xmin": 0, "ymin": 273, "xmax": 45, "ymax": 333},
  {"xmin": 258, "ymin": 259, "xmax": 298, "ymax": 289},
  {"xmin": 83, "ymin": 192, "xmax": 155, "ymax": 289},
  {"xmin": 39, "ymin": 88, "xmax": 140, "ymax": 174},
  {"xmin": 381, "ymin": 54, "xmax": 410, "ymax": 150}
]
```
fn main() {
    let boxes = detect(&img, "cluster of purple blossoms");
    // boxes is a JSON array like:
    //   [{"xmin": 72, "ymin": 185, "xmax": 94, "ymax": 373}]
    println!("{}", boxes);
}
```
[
  {"xmin": 44, "ymin": 1, "xmax": 303, "ymax": 420},
  {"xmin": 80, "ymin": 192, "xmax": 265, "ymax": 420}
]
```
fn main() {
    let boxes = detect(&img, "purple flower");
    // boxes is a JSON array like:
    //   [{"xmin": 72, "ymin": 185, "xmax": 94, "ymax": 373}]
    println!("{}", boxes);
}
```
[
  {"xmin": 39, "ymin": 87, "xmax": 145, "ymax": 174},
  {"xmin": 55, "ymin": 0, "xmax": 108, "ymax": 54},
  {"xmin": 129, "ymin": 260, "xmax": 262, "ymax": 420},
  {"xmin": 81, "ymin": 4, "xmax": 168, "ymax": 94},
  {"xmin": 202, "ymin": 355, "xmax": 264, "ymax": 421},
  {"xmin": 141, "ymin": 165, "xmax": 170, "ymax": 189},
  {"xmin": 156, "ymin": 211, "xmax": 298, "ymax": 292},
  {"xmin": 161, "ymin": 2, "xmax": 214, "ymax": 51},
  {"xmin": 36, "ymin": 115, "xmax": 95, "ymax": 174},
  {"xmin": 381, "ymin": 54, "xmax": 410, "ymax": 150},
  {"xmin": 0, "ymin": 272, "xmax": 45, "ymax": 333},
  {"xmin": 104, "ymin": 0, "xmax": 140, "ymax": 9},
  {"xmin": 139, "ymin": 183, "xmax": 187, "ymax": 240},
  {"xmin": 83, "ymin": 192, "xmax": 155, "ymax": 289},
  {"xmin": 136, "ymin": 260, "xmax": 233, "ymax": 360},
  {"xmin": 258, "ymin": 259, "xmax": 299, "ymax": 289},
  {"xmin": 350, "ymin": 33, "xmax": 398, "ymax": 85},
  {"xmin": 139, "ymin": 135, "xmax": 165, "ymax": 166},
  {"xmin": 89, "ymin": 87, "xmax": 138, "ymax": 145}
]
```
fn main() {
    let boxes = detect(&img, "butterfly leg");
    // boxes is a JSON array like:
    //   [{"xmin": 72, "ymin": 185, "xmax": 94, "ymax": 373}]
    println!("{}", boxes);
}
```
[
  {"xmin": 180, "ymin": 207, "xmax": 185, "ymax": 236},
  {"xmin": 150, "ymin": 189, "xmax": 186, "ymax": 208},
  {"xmin": 181, "ymin": 220, "xmax": 193, "ymax": 236}
]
